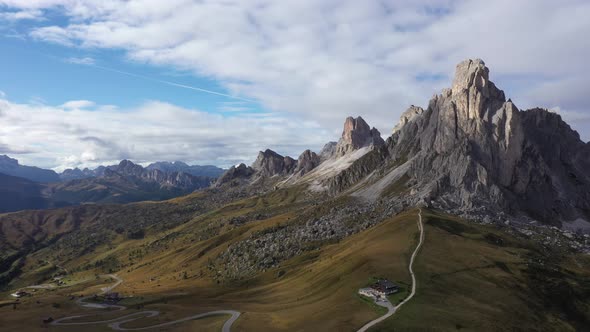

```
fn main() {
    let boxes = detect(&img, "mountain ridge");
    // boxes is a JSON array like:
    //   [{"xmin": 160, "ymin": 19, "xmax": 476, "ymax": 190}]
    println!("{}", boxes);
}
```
[
  {"xmin": 212, "ymin": 59, "xmax": 590, "ymax": 228},
  {"xmin": 0, "ymin": 155, "xmax": 60, "ymax": 183}
]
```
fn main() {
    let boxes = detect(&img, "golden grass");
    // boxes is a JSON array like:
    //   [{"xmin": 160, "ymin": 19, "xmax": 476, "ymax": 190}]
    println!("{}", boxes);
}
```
[{"xmin": 3, "ymin": 192, "xmax": 589, "ymax": 332}]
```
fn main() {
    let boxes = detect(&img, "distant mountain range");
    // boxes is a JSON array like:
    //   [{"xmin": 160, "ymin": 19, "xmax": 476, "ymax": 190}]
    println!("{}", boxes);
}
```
[
  {"xmin": 0, "ymin": 157, "xmax": 225, "ymax": 213},
  {"xmin": 146, "ymin": 161, "xmax": 225, "ymax": 178},
  {"xmin": 59, "ymin": 160, "xmax": 225, "ymax": 181},
  {"xmin": 0, "ymin": 155, "xmax": 225, "ymax": 183},
  {"xmin": 0, "ymin": 155, "xmax": 61, "ymax": 183}
]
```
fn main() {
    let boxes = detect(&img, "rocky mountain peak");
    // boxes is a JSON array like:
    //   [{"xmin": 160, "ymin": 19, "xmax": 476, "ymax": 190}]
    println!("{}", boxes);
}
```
[
  {"xmin": 392, "ymin": 105, "xmax": 424, "ymax": 134},
  {"xmin": 335, "ymin": 116, "xmax": 384, "ymax": 156},
  {"xmin": 447, "ymin": 58, "xmax": 506, "ymax": 122},
  {"xmin": 215, "ymin": 163, "xmax": 255, "ymax": 186},
  {"xmin": 116, "ymin": 159, "xmax": 145, "ymax": 177},
  {"xmin": 380, "ymin": 58, "xmax": 590, "ymax": 225},
  {"xmin": 319, "ymin": 142, "xmax": 337, "ymax": 160},
  {"xmin": 251, "ymin": 149, "xmax": 296, "ymax": 177},
  {"xmin": 451, "ymin": 58, "xmax": 488, "ymax": 95},
  {"xmin": 294, "ymin": 149, "xmax": 320, "ymax": 176}
]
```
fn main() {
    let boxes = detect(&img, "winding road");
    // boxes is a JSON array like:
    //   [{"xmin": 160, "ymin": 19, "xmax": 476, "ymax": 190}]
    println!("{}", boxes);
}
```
[
  {"xmin": 50, "ymin": 274, "xmax": 240, "ymax": 331},
  {"xmin": 357, "ymin": 208, "xmax": 425, "ymax": 332}
]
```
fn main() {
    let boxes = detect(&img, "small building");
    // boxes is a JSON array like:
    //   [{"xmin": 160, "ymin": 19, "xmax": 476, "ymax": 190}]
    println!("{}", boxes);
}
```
[
  {"xmin": 358, "ymin": 287, "xmax": 378, "ymax": 300},
  {"xmin": 358, "ymin": 287, "xmax": 389, "ymax": 302},
  {"xmin": 370, "ymin": 279, "xmax": 399, "ymax": 296}
]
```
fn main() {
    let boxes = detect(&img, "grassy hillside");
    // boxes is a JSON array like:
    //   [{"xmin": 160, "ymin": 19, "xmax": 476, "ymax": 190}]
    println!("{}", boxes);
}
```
[
  {"xmin": 371, "ymin": 210, "xmax": 590, "ymax": 331},
  {"xmin": 1, "ymin": 186, "xmax": 589, "ymax": 331}
]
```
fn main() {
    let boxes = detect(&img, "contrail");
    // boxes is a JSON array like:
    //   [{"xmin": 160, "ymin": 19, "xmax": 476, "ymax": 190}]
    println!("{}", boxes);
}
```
[
  {"xmin": 88, "ymin": 64, "xmax": 255, "ymax": 102},
  {"xmin": 4, "ymin": 43, "xmax": 255, "ymax": 102}
]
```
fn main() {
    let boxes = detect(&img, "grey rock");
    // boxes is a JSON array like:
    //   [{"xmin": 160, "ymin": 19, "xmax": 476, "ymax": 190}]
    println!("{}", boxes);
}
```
[
  {"xmin": 294, "ymin": 150, "xmax": 320, "ymax": 176},
  {"xmin": 319, "ymin": 142, "xmax": 337, "ymax": 161},
  {"xmin": 252, "ymin": 149, "xmax": 296, "ymax": 177},
  {"xmin": 384, "ymin": 58, "xmax": 590, "ymax": 225},
  {"xmin": 215, "ymin": 163, "xmax": 255, "ymax": 186},
  {"xmin": 335, "ymin": 116, "xmax": 385, "ymax": 156},
  {"xmin": 392, "ymin": 105, "xmax": 424, "ymax": 134}
]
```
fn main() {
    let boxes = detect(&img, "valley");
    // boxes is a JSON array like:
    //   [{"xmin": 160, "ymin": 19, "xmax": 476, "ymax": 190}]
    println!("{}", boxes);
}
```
[
  {"xmin": 0, "ymin": 157, "xmax": 223, "ymax": 213},
  {"xmin": 1, "ymin": 59, "xmax": 590, "ymax": 331},
  {"xmin": 1, "ymin": 186, "xmax": 589, "ymax": 331}
]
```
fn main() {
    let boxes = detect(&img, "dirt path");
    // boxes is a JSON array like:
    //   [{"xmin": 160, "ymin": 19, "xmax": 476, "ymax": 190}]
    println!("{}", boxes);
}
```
[
  {"xmin": 356, "ymin": 208, "xmax": 424, "ymax": 332},
  {"xmin": 50, "ymin": 274, "xmax": 240, "ymax": 331}
]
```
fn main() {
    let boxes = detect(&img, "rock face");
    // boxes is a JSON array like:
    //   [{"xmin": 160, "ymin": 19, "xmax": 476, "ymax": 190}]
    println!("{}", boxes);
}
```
[
  {"xmin": 216, "ymin": 148, "xmax": 323, "ymax": 187},
  {"xmin": 384, "ymin": 58, "xmax": 590, "ymax": 225},
  {"xmin": 215, "ymin": 163, "xmax": 255, "ymax": 186},
  {"xmin": 115, "ymin": 160, "xmax": 145, "ymax": 177},
  {"xmin": 335, "ymin": 116, "xmax": 385, "ymax": 156},
  {"xmin": 294, "ymin": 150, "xmax": 320, "ymax": 176},
  {"xmin": 392, "ymin": 105, "xmax": 424, "ymax": 134},
  {"xmin": 252, "ymin": 149, "xmax": 297, "ymax": 177},
  {"xmin": 213, "ymin": 59, "xmax": 589, "ymax": 226},
  {"xmin": 319, "ymin": 142, "xmax": 337, "ymax": 160}
]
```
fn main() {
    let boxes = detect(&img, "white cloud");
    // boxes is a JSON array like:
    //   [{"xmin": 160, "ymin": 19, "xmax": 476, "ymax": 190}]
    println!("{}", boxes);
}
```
[
  {"xmin": 64, "ymin": 56, "xmax": 95, "ymax": 65},
  {"xmin": 0, "ymin": 96, "xmax": 332, "ymax": 171},
  {"xmin": 16, "ymin": 0, "xmax": 589, "ymax": 140},
  {"xmin": 0, "ymin": 8, "xmax": 44, "ymax": 21},
  {"xmin": 60, "ymin": 100, "xmax": 95, "ymax": 109},
  {"xmin": 1, "ymin": 0, "xmax": 589, "ymax": 166}
]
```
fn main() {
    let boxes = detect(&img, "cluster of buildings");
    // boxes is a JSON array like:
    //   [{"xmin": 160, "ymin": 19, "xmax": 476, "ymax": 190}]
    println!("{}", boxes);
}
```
[{"xmin": 358, "ymin": 279, "xmax": 399, "ymax": 301}]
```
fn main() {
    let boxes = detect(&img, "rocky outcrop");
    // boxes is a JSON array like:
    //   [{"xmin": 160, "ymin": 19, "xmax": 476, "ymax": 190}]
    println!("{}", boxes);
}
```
[
  {"xmin": 294, "ymin": 150, "xmax": 320, "ymax": 176},
  {"xmin": 335, "ymin": 116, "xmax": 384, "ymax": 156},
  {"xmin": 392, "ymin": 105, "xmax": 424, "ymax": 134},
  {"xmin": 252, "ymin": 149, "xmax": 297, "ymax": 177},
  {"xmin": 383, "ymin": 58, "xmax": 590, "ymax": 225},
  {"xmin": 211, "ymin": 59, "xmax": 589, "ymax": 226},
  {"xmin": 215, "ymin": 163, "xmax": 255, "ymax": 186},
  {"xmin": 319, "ymin": 142, "xmax": 337, "ymax": 161},
  {"xmin": 216, "ymin": 148, "xmax": 324, "ymax": 187},
  {"xmin": 115, "ymin": 160, "xmax": 145, "ymax": 177}
]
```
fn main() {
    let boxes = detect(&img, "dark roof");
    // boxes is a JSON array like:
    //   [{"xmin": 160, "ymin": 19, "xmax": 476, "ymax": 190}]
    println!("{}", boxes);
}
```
[{"xmin": 375, "ymin": 279, "xmax": 398, "ymax": 289}]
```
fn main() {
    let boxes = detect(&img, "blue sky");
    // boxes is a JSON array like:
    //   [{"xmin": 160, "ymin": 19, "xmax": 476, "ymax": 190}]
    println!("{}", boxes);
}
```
[
  {"xmin": 0, "ymin": 32, "xmax": 260, "ymax": 114},
  {"xmin": 0, "ymin": 0, "xmax": 589, "ymax": 171}
]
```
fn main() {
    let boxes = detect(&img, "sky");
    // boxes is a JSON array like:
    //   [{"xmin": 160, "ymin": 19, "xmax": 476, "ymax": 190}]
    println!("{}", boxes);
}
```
[{"xmin": 0, "ymin": 0, "xmax": 589, "ymax": 171}]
